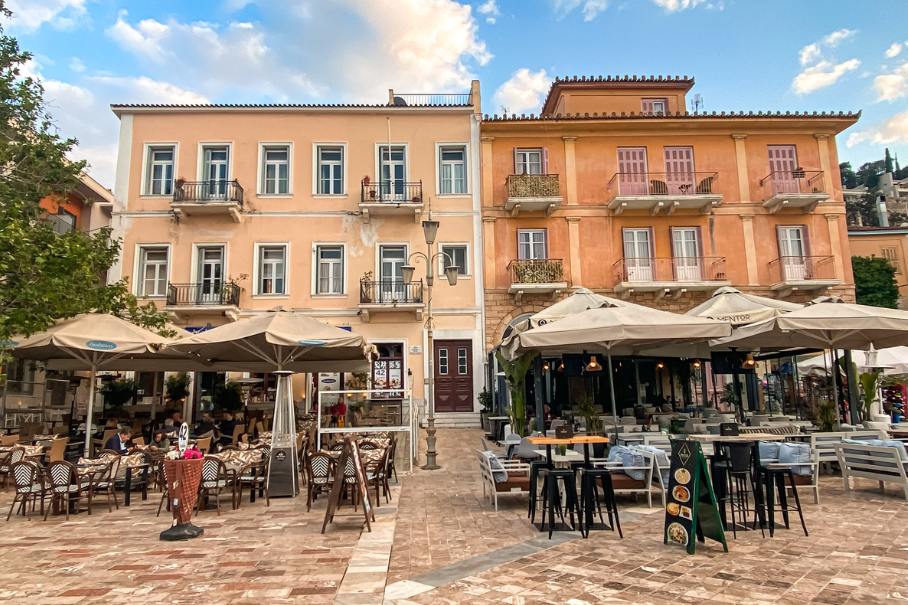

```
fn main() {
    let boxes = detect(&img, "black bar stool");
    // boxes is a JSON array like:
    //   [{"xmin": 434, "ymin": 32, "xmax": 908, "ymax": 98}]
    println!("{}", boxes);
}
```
[
  {"xmin": 716, "ymin": 442, "xmax": 763, "ymax": 538},
  {"xmin": 538, "ymin": 467, "xmax": 581, "ymax": 539},
  {"xmin": 762, "ymin": 465, "xmax": 808, "ymax": 537},
  {"xmin": 528, "ymin": 459, "xmax": 552, "ymax": 524},
  {"xmin": 578, "ymin": 467, "xmax": 622, "ymax": 538}
]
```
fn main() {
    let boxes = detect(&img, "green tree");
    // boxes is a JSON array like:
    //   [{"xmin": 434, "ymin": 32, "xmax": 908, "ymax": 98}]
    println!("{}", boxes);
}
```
[
  {"xmin": 885, "ymin": 148, "xmax": 894, "ymax": 174},
  {"xmin": 0, "ymin": 2, "xmax": 170, "ymax": 342},
  {"xmin": 839, "ymin": 161, "xmax": 858, "ymax": 189},
  {"xmin": 495, "ymin": 350, "xmax": 538, "ymax": 437},
  {"xmin": 856, "ymin": 160, "xmax": 886, "ymax": 189},
  {"xmin": 852, "ymin": 256, "xmax": 899, "ymax": 308}
]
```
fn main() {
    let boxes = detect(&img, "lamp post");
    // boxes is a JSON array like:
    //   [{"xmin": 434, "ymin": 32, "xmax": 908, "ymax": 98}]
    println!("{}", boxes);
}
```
[{"xmin": 402, "ymin": 217, "xmax": 459, "ymax": 470}]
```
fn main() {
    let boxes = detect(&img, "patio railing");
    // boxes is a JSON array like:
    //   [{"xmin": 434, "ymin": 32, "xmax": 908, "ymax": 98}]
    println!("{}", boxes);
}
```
[
  {"xmin": 768, "ymin": 256, "xmax": 835, "ymax": 283},
  {"xmin": 508, "ymin": 259, "xmax": 565, "ymax": 284},
  {"xmin": 613, "ymin": 257, "xmax": 728, "ymax": 283}
]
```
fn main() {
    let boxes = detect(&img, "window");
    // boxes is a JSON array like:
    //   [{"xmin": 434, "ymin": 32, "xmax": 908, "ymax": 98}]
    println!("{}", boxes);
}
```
[
  {"xmin": 439, "ymin": 145, "xmax": 467, "ymax": 194},
  {"xmin": 518, "ymin": 229, "xmax": 547, "ymax": 260},
  {"xmin": 882, "ymin": 247, "xmax": 902, "ymax": 274},
  {"xmin": 146, "ymin": 146, "xmax": 175, "ymax": 195},
  {"xmin": 671, "ymin": 227, "xmax": 702, "ymax": 281},
  {"xmin": 441, "ymin": 244, "xmax": 468, "ymax": 275},
  {"xmin": 622, "ymin": 228, "xmax": 653, "ymax": 282},
  {"xmin": 51, "ymin": 209, "xmax": 76, "ymax": 234},
  {"xmin": 777, "ymin": 226, "xmax": 808, "ymax": 281},
  {"xmin": 315, "ymin": 245, "xmax": 344, "ymax": 294},
  {"xmin": 378, "ymin": 145, "xmax": 407, "ymax": 198},
  {"xmin": 514, "ymin": 148, "xmax": 543, "ymax": 175},
  {"xmin": 438, "ymin": 348, "xmax": 449, "ymax": 375},
  {"xmin": 641, "ymin": 98, "xmax": 668, "ymax": 116},
  {"xmin": 258, "ymin": 245, "xmax": 287, "ymax": 295},
  {"xmin": 3, "ymin": 358, "xmax": 35, "ymax": 395},
  {"xmin": 457, "ymin": 347, "xmax": 468, "ymax": 375},
  {"xmin": 317, "ymin": 146, "xmax": 344, "ymax": 195},
  {"xmin": 137, "ymin": 246, "xmax": 168, "ymax": 297},
  {"xmin": 261, "ymin": 145, "xmax": 290, "ymax": 195},
  {"xmin": 202, "ymin": 145, "xmax": 229, "ymax": 197}
]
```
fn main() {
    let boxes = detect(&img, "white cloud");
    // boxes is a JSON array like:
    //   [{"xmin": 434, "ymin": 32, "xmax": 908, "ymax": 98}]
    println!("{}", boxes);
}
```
[
  {"xmin": 799, "ymin": 43, "xmax": 821, "ymax": 66},
  {"xmin": 651, "ymin": 0, "xmax": 703, "ymax": 10},
  {"xmin": 477, "ymin": 0, "xmax": 500, "ymax": 23},
  {"xmin": 874, "ymin": 61, "xmax": 908, "ymax": 101},
  {"xmin": 823, "ymin": 28, "xmax": 857, "ymax": 47},
  {"xmin": 6, "ymin": 0, "xmax": 87, "ymax": 32},
  {"xmin": 553, "ymin": 0, "xmax": 608, "ymax": 21},
  {"xmin": 68, "ymin": 57, "xmax": 85, "ymax": 73},
  {"xmin": 493, "ymin": 68, "xmax": 551, "ymax": 114},
  {"xmin": 885, "ymin": 42, "xmax": 904, "ymax": 59},
  {"xmin": 792, "ymin": 59, "xmax": 861, "ymax": 95},
  {"xmin": 847, "ymin": 110, "xmax": 908, "ymax": 147}
]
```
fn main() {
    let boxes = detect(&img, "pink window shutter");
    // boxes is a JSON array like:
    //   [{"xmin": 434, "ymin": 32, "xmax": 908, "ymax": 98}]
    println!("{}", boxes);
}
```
[
  {"xmin": 542, "ymin": 147, "xmax": 549, "ymax": 174},
  {"xmin": 768, "ymin": 145, "xmax": 798, "ymax": 194},
  {"xmin": 664, "ymin": 147, "xmax": 694, "ymax": 194},
  {"xmin": 618, "ymin": 148, "xmax": 648, "ymax": 195}
]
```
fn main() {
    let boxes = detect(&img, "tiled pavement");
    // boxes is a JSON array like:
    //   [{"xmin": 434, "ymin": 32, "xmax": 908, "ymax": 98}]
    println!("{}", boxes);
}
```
[{"xmin": 3, "ymin": 429, "xmax": 908, "ymax": 604}]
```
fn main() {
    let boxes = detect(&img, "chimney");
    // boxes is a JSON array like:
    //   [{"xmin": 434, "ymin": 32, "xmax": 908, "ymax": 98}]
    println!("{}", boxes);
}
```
[{"xmin": 879, "ymin": 194, "xmax": 890, "ymax": 227}]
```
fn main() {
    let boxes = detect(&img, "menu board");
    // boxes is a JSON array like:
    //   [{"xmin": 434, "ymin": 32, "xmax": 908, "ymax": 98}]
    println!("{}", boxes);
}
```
[
  {"xmin": 321, "ymin": 436, "xmax": 374, "ymax": 534},
  {"xmin": 663, "ymin": 439, "xmax": 728, "ymax": 555}
]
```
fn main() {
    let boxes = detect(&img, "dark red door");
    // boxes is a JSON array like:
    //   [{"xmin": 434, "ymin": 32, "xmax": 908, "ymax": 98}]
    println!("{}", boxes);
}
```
[{"xmin": 434, "ymin": 340, "xmax": 473, "ymax": 412}]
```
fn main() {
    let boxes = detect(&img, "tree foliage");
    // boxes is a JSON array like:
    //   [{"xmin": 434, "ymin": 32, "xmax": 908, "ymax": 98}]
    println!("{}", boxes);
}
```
[
  {"xmin": 0, "ymin": 2, "xmax": 170, "ymax": 342},
  {"xmin": 495, "ymin": 350, "xmax": 538, "ymax": 437},
  {"xmin": 851, "ymin": 256, "xmax": 899, "ymax": 309}
]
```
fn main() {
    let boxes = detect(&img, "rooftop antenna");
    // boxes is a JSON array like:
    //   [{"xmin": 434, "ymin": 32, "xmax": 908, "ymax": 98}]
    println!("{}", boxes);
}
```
[{"xmin": 690, "ymin": 94, "xmax": 703, "ymax": 113}]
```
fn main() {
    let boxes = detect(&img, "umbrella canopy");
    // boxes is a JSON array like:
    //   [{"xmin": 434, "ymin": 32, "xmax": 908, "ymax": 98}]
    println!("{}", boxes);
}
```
[
  {"xmin": 12, "ymin": 313, "xmax": 178, "ymax": 456},
  {"xmin": 686, "ymin": 286, "xmax": 803, "ymax": 326},
  {"xmin": 798, "ymin": 346, "xmax": 908, "ymax": 375},
  {"xmin": 522, "ymin": 288, "xmax": 632, "ymax": 331},
  {"xmin": 168, "ymin": 310, "xmax": 371, "ymax": 372},
  {"xmin": 713, "ymin": 297, "xmax": 908, "ymax": 351}
]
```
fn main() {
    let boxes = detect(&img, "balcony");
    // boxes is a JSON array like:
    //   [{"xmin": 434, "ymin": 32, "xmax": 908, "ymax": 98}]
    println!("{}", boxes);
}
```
[
  {"xmin": 607, "ymin": 172, "xmax": 721, "ymax": 215},
  {"xmin": 505, "ymin": 174, "xmax": 563, "ymax": 215},
  {"xmin": 507, "ymin": 259, "xmax": 568, "ymax": 301},
  {"xmin": 358, "ymin": 279, "xmax": 425, "ymax": 322},
  {"xmin": 172, "ymin": 180, "xmax": 244, "ymax": 223},
  {"xmin": 359, "ymin": 180, "xmax": 424, "ymax": 222},
  {"xmin": 768, "ymin": 256, "xmax": 839, "ymax": 297},
  {"xmin": 165, "ymin": 282, "xmax": 241, "ymax": 321},
  {"xmin": 613, "ymin": 257, "xmax": 730, "ymax": 298},
  {"xmin": 761, "ymin": 170, "xmax": 828, "ymax": 213}
]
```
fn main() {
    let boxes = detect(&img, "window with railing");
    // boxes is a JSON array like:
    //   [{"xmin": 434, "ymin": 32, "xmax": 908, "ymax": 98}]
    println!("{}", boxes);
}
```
[
  {"xmin": 174, "ymin": 180, "xmax": 244, "ymax": 204},
  {"xmin": 166, "ymin": 282, "xmax": 240, "ymax": 306},
  {"xmin": 359, "ymin": 278, "xmax": 424, "ymax": 304}
]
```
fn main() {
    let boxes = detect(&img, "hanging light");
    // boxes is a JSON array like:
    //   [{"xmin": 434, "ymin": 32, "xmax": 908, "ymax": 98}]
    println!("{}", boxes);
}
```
[
  {"xmin": 656, "ymin": 360, "xmax": 665, "ymax": 370},
  {"xmin": 557, "ymin": 360, "xmax": 565, "ymax": 371},
  {"xmin": 586, "ymin": 355, "xmax": 602, "ymax": 372},
  {"xmin": 743, "ymin": 353, "xmax": 756, "ymax": 368},
  {"xmin": 444, "ymin": 264, "xmax": 459, "ymax": 286},
  {"xmin": 542, "ymin": 360, "xmax": 550, "ymax": 371},
  {"xmin": 421, "ymin": 219, "xmax": 439, "ymax": 245},
  {"xmin": 692, "ymin": 359, "xmax": 702, "ymax": 370},
  {"xmin": 401, "ymin": 264, "xmax": 416, "ymax": 283}
]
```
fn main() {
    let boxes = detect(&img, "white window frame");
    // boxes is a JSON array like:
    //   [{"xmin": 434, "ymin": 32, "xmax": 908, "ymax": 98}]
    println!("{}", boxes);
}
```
[
  {"xmin": 373, "ymin": 143, "xmax": 410, "ymax": 188},
  {"xmin": 196, "ymin": 141, "xmax": 234, "ymax": 182},
  {"xmin": 140, "ymin": 143, "xmax": 178, "ymax": 196},
  {"xmin": 312, "ymin": 243, "xmax": 346, "ymax": 296},
  {"xmin": 312, "ymin": 143, "xmax": 347, "ymax": 196},
  {"xmin": 514, "ymin": 148, "xmax": 543, "ymax": 175},
  {"xmin": 257, "ymin": 142, "xmax": 293, "ymax": 196},
  {"xmin": 517, "ymin": 229, "xmax": 548, "ymax": 260},
  {"xmin": 435, "ymin": 142, "xmax": 469, "ymax": 196},
  {"xmin": 133, "ymin": 244, "xmax": 171, "ymax": 298},
  {"xmin": 190, "ymin": 242, "xmax": 229, "ymax": 284},
  {"xmin": 438, "ymin": 242, "xmax": 471, "ymax": 277},
  {"xmin": 252, "ymin": 242, "xmax": 290, "ymax": 297}
]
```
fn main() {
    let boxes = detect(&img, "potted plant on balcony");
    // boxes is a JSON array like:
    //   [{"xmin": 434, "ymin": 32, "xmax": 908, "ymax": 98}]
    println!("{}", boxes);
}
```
[{"xmin": 360, "ymin": 271, "xmax": 374, "ymax": 303}]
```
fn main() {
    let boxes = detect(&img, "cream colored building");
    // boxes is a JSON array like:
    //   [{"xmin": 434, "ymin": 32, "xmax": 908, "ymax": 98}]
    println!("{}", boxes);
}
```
[{"xmin": 109, "ymin": 83, "xmax": 485, "ymax": 423}]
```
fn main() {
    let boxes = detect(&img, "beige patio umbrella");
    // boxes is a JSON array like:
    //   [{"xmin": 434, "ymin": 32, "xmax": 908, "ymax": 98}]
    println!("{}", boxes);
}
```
[
  {"xmin": 686, "ymin": 286, "xmax": 803, "ymax": 326},
  {"xmin": 508, "ymin": 302, "xmax": 731, "ymax": 426},
  {"xmin": 11, "ymin": 313, "xmax": 178, "ymax": 456}
]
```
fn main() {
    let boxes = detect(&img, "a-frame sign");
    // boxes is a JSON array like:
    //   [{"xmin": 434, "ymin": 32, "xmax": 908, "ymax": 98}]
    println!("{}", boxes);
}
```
[{"xmin": 663, "ymin": 439, "xmax": 728, "ymax": 554}]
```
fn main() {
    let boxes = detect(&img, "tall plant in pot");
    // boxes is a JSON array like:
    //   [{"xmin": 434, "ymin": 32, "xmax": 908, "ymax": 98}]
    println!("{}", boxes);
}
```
[{"xmin": 495, "ymin": 350, "xmax": 537, "ymax": 437}]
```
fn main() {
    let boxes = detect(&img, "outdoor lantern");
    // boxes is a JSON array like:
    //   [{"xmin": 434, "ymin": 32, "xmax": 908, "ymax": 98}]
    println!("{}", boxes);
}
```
[
  {"xmin": 656, "ymin": 360, "xmax": 665, "ymax": 370},
  {"xmin": 421, "ymin": 219, "xmax": 440, "ymax": 245},
  {"xmin": 542, "ymin": 360, "xmax": 550, "ymax": 371},
  {"xmin": 743, "ymin": 353, "xmax": 756, "ymax": 368},
  {"xmin": 444, "ymin": 264, "xmax": 459, "ymax": 286},
  {"xmin": 557, "ymin": 360, "xmax": 565, "ymax": 371},
  {"xmin": 401, "ymin": 264, "xmax": 416, "ymax": 283},
  {"xmin": 586, "ymin": 355, "xmax": 602, "ymax": 372},
  {"xmin": 692, "ymin": 359, "xmax": 702, "ymax": 369}
]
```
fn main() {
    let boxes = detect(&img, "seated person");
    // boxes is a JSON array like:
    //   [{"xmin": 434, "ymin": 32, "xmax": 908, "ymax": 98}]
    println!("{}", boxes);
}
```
[
  {"xmin": 104, "ymin": 429, "xmax": 132, "ymax": 455},
  {"xmin": 149, "ymin": 430, "xmax": 171, "ymax": 450},
  {"xmin": 163, "ymin": 411, "xmax": 184, "ymax": 434},
  {"xmin": 194, "ymin": 413, "xmax": 218, "ymax": 438},
  {"xmin": 217, "ymin": 412, "xmax": 237, "ymax": 445}
]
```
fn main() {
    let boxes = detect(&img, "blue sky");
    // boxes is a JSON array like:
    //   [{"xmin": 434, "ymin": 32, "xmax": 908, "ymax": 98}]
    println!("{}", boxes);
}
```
[{"xmin": 10, "ymin": 0, "xmax": 908, "ymax": 186}]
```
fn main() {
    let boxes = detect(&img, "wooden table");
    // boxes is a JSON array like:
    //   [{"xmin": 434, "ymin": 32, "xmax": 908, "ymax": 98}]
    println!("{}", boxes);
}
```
[{"xmin": 528, "ymin": 436, "xmax": 609, "ymax": 466}]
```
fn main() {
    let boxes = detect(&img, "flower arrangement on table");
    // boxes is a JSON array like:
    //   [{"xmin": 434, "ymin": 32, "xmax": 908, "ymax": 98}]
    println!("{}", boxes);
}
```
[{"xmin": 164, "ymin": 445, "xmax": 203, "ymax": 460}]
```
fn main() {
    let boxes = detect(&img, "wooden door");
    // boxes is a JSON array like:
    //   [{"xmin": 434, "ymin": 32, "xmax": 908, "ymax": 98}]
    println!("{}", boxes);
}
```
[
  {"xmin": 767, "ymin": 145, "xmax": 798, "ymax": 194},
  {"xmin": 434, "ymin": 340, "xmax": 473, "ymax": 412},
  {"xmin": 617, "ymin": 147, "xmax": 648, "ymax": 195}
]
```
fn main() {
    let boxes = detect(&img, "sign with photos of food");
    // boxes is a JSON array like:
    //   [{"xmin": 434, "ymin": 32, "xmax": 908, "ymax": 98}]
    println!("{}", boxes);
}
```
[{"xmin": 663, "ymin": 439, "xmax": 728, "ymax": 555}]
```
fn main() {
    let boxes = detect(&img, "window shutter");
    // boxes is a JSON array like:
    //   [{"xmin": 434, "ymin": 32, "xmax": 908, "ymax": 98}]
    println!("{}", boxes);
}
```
[
  {"xmin": 513, "ymin": 148, "xmax": 519, "ymax": 174},
  {"xmin": 543, "ymin": 147, "xmax": 549, "ymax": 174},
  {"xmin": 801, "ymin": 225, "xmax": 811, "ymax": 257}
]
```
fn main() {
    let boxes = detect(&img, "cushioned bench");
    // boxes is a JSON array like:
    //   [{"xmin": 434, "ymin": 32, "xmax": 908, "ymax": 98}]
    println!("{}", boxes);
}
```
[
  {"xmin": 836, "ymin": 442, "xmax": 908, "ymax": 500},
  {"xmin": 476, "ymin": 450, "xmax": 531, "ymax": 510}
]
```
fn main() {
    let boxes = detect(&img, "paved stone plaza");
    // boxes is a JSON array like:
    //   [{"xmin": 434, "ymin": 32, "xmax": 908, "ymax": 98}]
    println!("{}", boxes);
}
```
[{"xmin": 2, "ymin": 429, "xmax": 908, "ymax": 604}]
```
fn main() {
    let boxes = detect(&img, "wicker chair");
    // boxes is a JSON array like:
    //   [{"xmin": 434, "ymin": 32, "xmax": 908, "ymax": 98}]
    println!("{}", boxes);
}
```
[
  {"xmin": 358, "ymin": 440, "xmax": 380, "ymax": 450},
  {"xmin": 198, "ymin": 455, "xmax": 236, "ymax": 515},
  {"xmin": 6, "ymin": 461, "xmax": 47, "ymax": 521},
  {"xmin": 87, "ymin": 456, "xmax": 121, "ymax": 513},
  {"xmin": 0, "ymin": 446, "xmax": 26, "ymax": 488},
  {"xmin": 44, "ymin": 461, "xmax": 82, "ymax": 520},
  {"xmin": 305, "ymin": 452, "xmax": 334, "ymax": 512},
  {"xmin": 233, "ymin": 457, "xmax": 269, "ymax": 509}
]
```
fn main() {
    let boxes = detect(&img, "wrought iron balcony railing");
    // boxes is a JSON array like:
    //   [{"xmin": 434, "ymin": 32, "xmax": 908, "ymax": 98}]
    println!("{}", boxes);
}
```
[
  {"xmin": 173, "ymin": 180, "xmax": 244, "ymax": 204},
  {"xmin": 166, "ymin": 282, "xmax": 240, "ymax": 307},
  {"xmin": 760, "ymin": 170, "xmax": 825, "ymax": 199},
  {"xmin": 359, "ymin": 279, "xmax": 424, "ymax": 305},
  {"xmin": 360, "ymin": 180, "xmax": 424, "ymax": 204},
  {"xmin": 613, "ymin": 257, "xmax": 727, "ymax": 283},
  {"xmin": 607, "ymin": 171, "xmax": 719, "ymax": 198},
  {"xmin": 768, "ymin": 256, "xmax": 835, "ymax": 283},
  {"xmin": 508, "ymin": 259, "xmax": 565, "ymax": 285},
  {"xmin": 506, "ymin": 174, "xmax": 561, "ymax": 199},
  {"xmin": 390, "ymin": 93, "xmax": 471, "ymax": 106}
]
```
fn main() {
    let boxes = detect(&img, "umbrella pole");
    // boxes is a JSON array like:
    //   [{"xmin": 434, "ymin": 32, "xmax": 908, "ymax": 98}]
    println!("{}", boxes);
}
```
[
  {"xmin": 792, "ymin": 355, "xmax": 802, "ymax": 420},
  {"xmin": 606, "ymin": 350, "xmax": 619, "ymax": 441},
  {"xmin": 84, "ymin": 367, "xmax": 97, "ymax": 458}
]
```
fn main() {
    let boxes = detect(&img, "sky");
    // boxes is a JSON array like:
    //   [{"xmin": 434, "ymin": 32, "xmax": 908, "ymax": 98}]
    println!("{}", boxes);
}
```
[{"xmin": 9, "ymin": 0, "xmax": 908, "ymax": 188}]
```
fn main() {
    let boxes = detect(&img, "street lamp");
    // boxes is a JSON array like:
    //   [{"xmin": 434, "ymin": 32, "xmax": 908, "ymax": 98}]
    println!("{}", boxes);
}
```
[{"xmin": 405, "ymin": 218, "xmax": 459, "ymax": 470}]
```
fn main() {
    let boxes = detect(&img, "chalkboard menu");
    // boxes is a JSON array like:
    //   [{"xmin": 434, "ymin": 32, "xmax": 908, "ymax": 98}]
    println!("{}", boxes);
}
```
[
  {"xmin": 663, "ymin": 439, "xmax": 728, "ymax": 555},
  {"xmin": 321, "ymin": 436, "xmax": 374, "ymax": 534}
]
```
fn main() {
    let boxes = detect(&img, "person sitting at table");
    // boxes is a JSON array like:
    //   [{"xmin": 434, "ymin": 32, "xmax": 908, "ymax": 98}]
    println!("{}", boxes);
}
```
[
  {"xmin": 217, "ymin": 412, "xmax": 237, "ymax": 446},
  {"xmin": 194, "ymin": 413, "xmax": 218, "ymax": 438},
  {"xmin": 104, "ymin": 429, "xmax": 132, "ymax": 454},
  {"xmin": 149, "ymin": 430, "xmax": 170, "ymax": 450}
]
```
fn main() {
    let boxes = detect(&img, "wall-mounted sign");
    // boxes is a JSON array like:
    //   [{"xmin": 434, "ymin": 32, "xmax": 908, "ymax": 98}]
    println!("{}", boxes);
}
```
[{"xmin": 409, "ymin": 345, "xmax": 422, "ymax": 354}]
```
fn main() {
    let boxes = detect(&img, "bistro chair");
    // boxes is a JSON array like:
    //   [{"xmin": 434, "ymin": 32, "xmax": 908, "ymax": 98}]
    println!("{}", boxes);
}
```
[
  {"xmin": 47, "ymin": 437, "xmax": 69, "ymax": 463},
  {"xmin": 7, "ymin": 461, "xmax": 47, "ymax": 521},
  {"xmin": 305, "ymin": 452, "xmax": 334, "ymax": 512},
  {"xmin": 115, "ymin": 451, "xmax": 152, "ymax": 506},
  {"xmin": 365, "ymin": 447, "xmax": 391, "ymax": 504},
  {"xmin": 198, "ymin": 455, "xmax": 236, "ymax": 515},
  {"xmin": 578, "ymin": 466, "xmax": 622, "ymax": 538},
  {"xmin": 196, "ymin": 436, "xmax": 213, "ymax": 455},
  {"xmin": 718, "ymin": 442, "xmax": 762, "ymax": 539},
  {"xmin": 0, "ymin": 446, "xmax": 26, "ymax": 488},
  {"xmin": 93, "ymin": 430, "xmax": 118, "ymax": 456},
  {"xmin": 358, "ymin": 440, "xmax": 380, "ymax": 451},
  {"xmin": 230, "ymin": 424, "xmax": 246, "ymax": 446},
  {"xmin": 234, "ymin": 455, "xmax": 270, "ymax": 508},
  {"xmin": 329, "ymin": 441, "xmax": 345, "ymax": 452},
  {"xmin": 719, "ymin": 423, "xmax": 740, "ymax": 437},
  {"xmin": 386, "ymin": 435, "xmax": 398, "ymax": 484},
  {"xmin": 87, "ymin": 456, "xmax": 121, "ymax": 513},
  {"xmin": 44, "ymin": 461, "xmax": 82, "ymax": 521}
]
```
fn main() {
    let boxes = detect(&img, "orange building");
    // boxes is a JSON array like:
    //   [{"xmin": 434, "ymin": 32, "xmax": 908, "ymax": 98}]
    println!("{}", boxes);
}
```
[
  {"xmin": 38, "ymin": 172, "xmax": 116, "ymax": 234},
  {"xmin": 481, "ymin": 75, "xmax": 859, "ymax": 351}
]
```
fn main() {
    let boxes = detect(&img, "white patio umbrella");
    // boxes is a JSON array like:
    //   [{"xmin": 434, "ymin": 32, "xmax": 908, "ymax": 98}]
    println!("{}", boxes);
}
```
[
  {"xmin": 798, "ymin": 346, "xmax": 908, "ymax": 375},
  {"xmin": 686, "ymin": 286, "xmax": 803, "ymax": 326},
  {"xmin": 11, "ymin": 313, "xmax": 178, "ymax": 456},
  {"xmin": 507, "ymin": 302, "xmax": 731, "ymax": 427}
]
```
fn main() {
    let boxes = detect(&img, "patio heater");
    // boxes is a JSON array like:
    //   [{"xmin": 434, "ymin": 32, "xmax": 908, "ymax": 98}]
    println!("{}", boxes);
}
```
[{"xmin": 267, "ymin": 370, "xmax": 299, "ymax": 497}]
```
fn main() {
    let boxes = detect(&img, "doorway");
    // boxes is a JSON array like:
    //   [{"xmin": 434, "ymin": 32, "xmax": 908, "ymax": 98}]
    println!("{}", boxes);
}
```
[{"xmin": 434, "ymin": 340, "xmax": 473, "ymax": 412}]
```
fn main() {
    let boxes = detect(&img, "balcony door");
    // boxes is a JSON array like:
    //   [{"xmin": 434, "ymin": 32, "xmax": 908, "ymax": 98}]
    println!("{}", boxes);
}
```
[
  {"xmin": 671, "ymin": 228, "xmax": 701, "ymax": 281},
  {"xmin": 379, "ymin": 245, "xmax": 407, "ymax": 302},
  {"xmin": 664, "ymin": 147, "xmax": 695, "ymax": 195},
  {"xmin": 203, "ymin": 146, "xmax": 229, "ymax": 198},
  {"xmin": 778, "ymin": 226, "xmax": 808, "ymax": 280},
  {"xmin": 623, "ymin": 228, "xmax": 653, "ymax": 281},
  {"xmin": 197, "ymin": 246, "xmax": 224, "ymax": 303},
  {"xmin": 617, "ymin": 147, "xmax": 648, "ymax": 195},
  {"xmin": 768, "ymin": 145, "xmax": 798, "ymax": 194},
  {"xmin": 379, "ymin": 146, "xmax": 406, "ymax": 199}
]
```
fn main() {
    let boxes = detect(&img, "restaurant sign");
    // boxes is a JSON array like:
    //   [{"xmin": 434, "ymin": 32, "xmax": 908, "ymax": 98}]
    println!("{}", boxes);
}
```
[{"xmin": 663, "ymin": 439, "xmax": 727, "ymax": 555}]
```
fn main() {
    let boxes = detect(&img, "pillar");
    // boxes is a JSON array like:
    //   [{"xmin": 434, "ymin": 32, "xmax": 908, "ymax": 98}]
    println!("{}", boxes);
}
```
[
  {"xmin": 814, "ymin": 133, "xmax": 835, "ymax": 195},
  {"xmin": 826, "ymin": 213, "xmax": 845, "ymax": 281},
  {"xmin": 740, "ymin": 215, "xmax": 759, "ymax": 285},
  {"xmin": 563, "ymin": 136, "xmax": 578, "ymax": 205},
  {"xmin": 481, "ymin": 135, "xmax": 494, "ymax": 210},
  {"xmin": 482, "ymin": 217, "xmax": 497, "ymax": 289},
  {"xmin": 731, "ymin": 133, "xmax": 750, "ymax": 202},
  {"xmin": 566, "ymin": 216, "xmax": 582, "ymax": 286}
]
